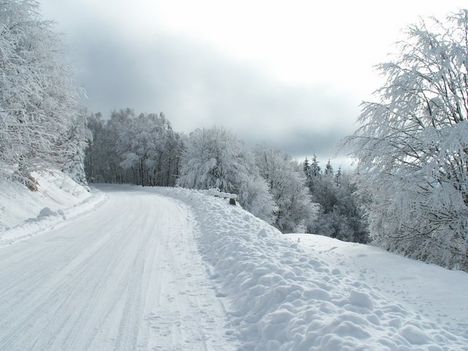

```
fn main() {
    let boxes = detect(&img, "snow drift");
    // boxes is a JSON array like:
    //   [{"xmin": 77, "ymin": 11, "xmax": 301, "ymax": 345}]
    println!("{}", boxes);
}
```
[{"xmin": 156, "ymin": 187, "xmax": 468, "ymax": 351}]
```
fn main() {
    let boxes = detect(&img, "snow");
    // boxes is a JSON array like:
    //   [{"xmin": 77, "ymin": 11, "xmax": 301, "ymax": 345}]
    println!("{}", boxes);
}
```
[
  {"xmin": 199, "ymin": 188, "xmax": 238, "ymax": 200},
  {"xmin": 157, "ymin": 186, "xmax": 468, "ymax": 350},
  {"xmin": 1, "ymin": 183, "xmax": 467, "ymax": 350},
  {"xmin": 0, "ymin": 169, "xmax": 105, "ymax": 245},
  {"xmin": 0, "ymin": 184, "xmax": 235, "ymax": 351},
  {"xmin": 284, "ymin": 233, "xmax": 468, "ymax": 342}
]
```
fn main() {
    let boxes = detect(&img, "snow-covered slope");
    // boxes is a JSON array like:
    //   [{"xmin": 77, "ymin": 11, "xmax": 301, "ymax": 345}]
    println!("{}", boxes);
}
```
[
  {"xmin": 157, "ymin": 187, "xmax": 468, "ymax": 351},
  {"xmin": 0, "ymin": 170, "xmax": 105, "ymax": 245},
  {"xmin": 285, "ymin": 233, "xmax": 468, "ymax": 343}
]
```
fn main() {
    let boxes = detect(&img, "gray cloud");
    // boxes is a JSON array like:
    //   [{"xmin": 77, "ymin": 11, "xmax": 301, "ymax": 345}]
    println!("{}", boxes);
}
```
[
  {"xmin": 62, "ymin": 20, "xmax": 359, "ymax": 159},
  {"xmin": 257, "ymin": 129, "xmax": 351, "ymax": 159}
]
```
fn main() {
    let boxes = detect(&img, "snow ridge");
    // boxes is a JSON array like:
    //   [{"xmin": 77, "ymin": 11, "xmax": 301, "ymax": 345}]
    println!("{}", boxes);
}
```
[{"xmin": 157, "ymin": 187, "xmax": 468, "ymax": 351}]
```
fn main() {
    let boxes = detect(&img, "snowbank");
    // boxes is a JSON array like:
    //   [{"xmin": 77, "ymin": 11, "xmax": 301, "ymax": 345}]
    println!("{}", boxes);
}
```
[
  {"xmin": 156, "ymin": 187, "xmax": 468, "ymax": 351},
  {"xmin": 0, "ymin": 170, "xmax": 105, "ymax": 245}
]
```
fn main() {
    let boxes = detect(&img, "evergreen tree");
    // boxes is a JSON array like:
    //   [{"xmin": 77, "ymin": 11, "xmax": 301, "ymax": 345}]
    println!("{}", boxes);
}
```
[
  {"xmin": 310, "ymin": 155, "xmax": 321, "ymax": 177},
  {"xmin": 303, "ymin": 156, "xmax": 369, "ymax": 243},
  {"xmin": 334, "ymin": 167, "xmax": 343, "ymax": 187},
  {"xmin": 303, "ymin": 158, "xmax": 311, "ymax": 177},
  {"xmin": 324, "ymin": 160, "xmax": 334, "ymax": 176}
]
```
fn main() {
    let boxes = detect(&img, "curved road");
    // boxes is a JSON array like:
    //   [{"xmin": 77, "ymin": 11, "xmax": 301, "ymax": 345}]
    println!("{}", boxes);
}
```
[{"xmin": 0, "ymin": 186, "xmax": 233, "ymax": 351}]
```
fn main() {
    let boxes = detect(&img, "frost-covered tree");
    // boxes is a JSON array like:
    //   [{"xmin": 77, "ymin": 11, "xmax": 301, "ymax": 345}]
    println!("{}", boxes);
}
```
[
  {"xmin": 85, "ymin": 109, "xmax": 131, "ymax": 183},
  {"xmin": 303, "ymin": 158, "xmax": 311, "ymax": 176},
  {"xmin": 84, "ymin": 113, "xmax": 110, "ymax": 183},
  {"xmin": 118, "ymin": 111, "xmax": 181, "ymax": 186},
  {"xmin": 255, "ymin": 147, "xmax": 316, "ymax": 232},
  {"xmin": 348, "ymin": 10, "xmax": 468, "ymax": 269},
  {"xmin": 0, "ymin": 0, "xmax": 81, "ymax": 182},
  {"xmin": 324, "ymin": 160, "xmax": 334, "ymax": 176},
  {"xmin": 61, "ymin": 111, "xmax": 90, "ymax": 184},
  {"xmin": 85, "ymin": 109, "xmax": 182, "ymax": 186},
  {"xmin": 312, "ymin": 172, "xmax": 369, "ymax": 243},
  {"xmin": 310, "ymin": 155, "xmax": 321, "ymax": 177},
  {"xmin": 334, "ymin": 167, "xmax": 343, "ymax": 187},
  {"xmin": 177, "ymin": 128, "xmax": 275, "ymax": 222},
  {"xmin": 303, "ymin": 157, "xmax": 368, "ymax": 243}
]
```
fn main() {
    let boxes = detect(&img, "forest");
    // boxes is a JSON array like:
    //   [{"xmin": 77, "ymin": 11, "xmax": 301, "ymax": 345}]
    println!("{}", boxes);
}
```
[{"xmin": 1, "ymin": 0, "xmax": 468, "ymax": 271}]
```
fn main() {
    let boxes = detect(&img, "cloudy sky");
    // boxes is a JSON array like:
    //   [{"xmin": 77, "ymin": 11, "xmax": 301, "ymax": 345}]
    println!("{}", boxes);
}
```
[{"xmin": 41, "ymin": 0, "xmax": 466, "ymax": 164}]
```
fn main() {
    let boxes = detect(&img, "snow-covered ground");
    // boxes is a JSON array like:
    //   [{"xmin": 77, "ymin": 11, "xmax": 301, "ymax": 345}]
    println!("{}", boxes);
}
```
[
  {"xmin": 1, "ymin": 183, "xmax": 467, "ymax": 350},
  {"xmin": 158, "ymin": 186, "xmax": 468, "ymax": 351},
  {"xmin": 0, "ymin": 170, "xmax": 105, "ymax": 245},
  {"xmin": 284, "ymin": 233, "xmax": 468, "ymax": 342}
]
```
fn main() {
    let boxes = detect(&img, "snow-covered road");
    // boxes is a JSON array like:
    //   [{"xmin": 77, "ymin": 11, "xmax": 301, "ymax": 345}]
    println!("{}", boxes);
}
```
[{"xmin": 0, "ymin": 186, "xmax": 234, "ymax": 351}]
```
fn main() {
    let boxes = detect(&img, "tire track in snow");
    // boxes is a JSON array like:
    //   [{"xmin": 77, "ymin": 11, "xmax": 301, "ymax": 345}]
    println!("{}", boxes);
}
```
[{"xmin": 0, "ymin": 185, "xmax": 235, "ymax": 351}]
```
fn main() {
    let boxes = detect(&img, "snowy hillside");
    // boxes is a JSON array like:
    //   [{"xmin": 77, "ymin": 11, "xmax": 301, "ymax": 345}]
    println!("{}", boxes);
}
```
[
  {"xmin": 156, "ymin": 187, "xmax": 468, "ymax": 351},
  {"xmin": 0, "ymin": 170, "xmax": 104, "ymax": 245}
]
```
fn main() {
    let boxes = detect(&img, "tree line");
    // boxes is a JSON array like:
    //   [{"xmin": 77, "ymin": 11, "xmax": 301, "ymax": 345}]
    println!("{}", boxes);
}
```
[
  {"xmin": 84, "ymin": 109, "xmax": 182, "ymax": 186},
  {"xmin": 85, "ymin": 113, "xmax": 368, "ymax": 242}
]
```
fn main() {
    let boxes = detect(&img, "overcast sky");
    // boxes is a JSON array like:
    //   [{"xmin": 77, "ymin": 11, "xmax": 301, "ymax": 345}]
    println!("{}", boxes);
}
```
[{"xmin": 41, "ymin": 0, "xmax": 466, "ymax": 164}]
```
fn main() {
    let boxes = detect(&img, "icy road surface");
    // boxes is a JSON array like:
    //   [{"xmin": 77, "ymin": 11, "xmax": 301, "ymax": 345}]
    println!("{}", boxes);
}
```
[{"xmin": 0, "ymin": 186, "xmax": 234, "ymax": 351}]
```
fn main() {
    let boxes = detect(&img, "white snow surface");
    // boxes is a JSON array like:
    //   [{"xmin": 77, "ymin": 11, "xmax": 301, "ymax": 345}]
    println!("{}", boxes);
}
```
[
  {"xmin": 285, "ymin": 233, "xmax": 468, "ymax": 344},
  {"xmin": 0, "ymin": 184, "xmax": 235, "ymax": 351},
  {"xmin": 157, "ymin": 186, "xmax": 468, "ymax": 351},
  {"xmin": 0, "ymin": 169, "xmax": 105, "ymax": 245},
  {"xmin": 0, "ymin": 183, "xmax": 467, "ymax": 350}
]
